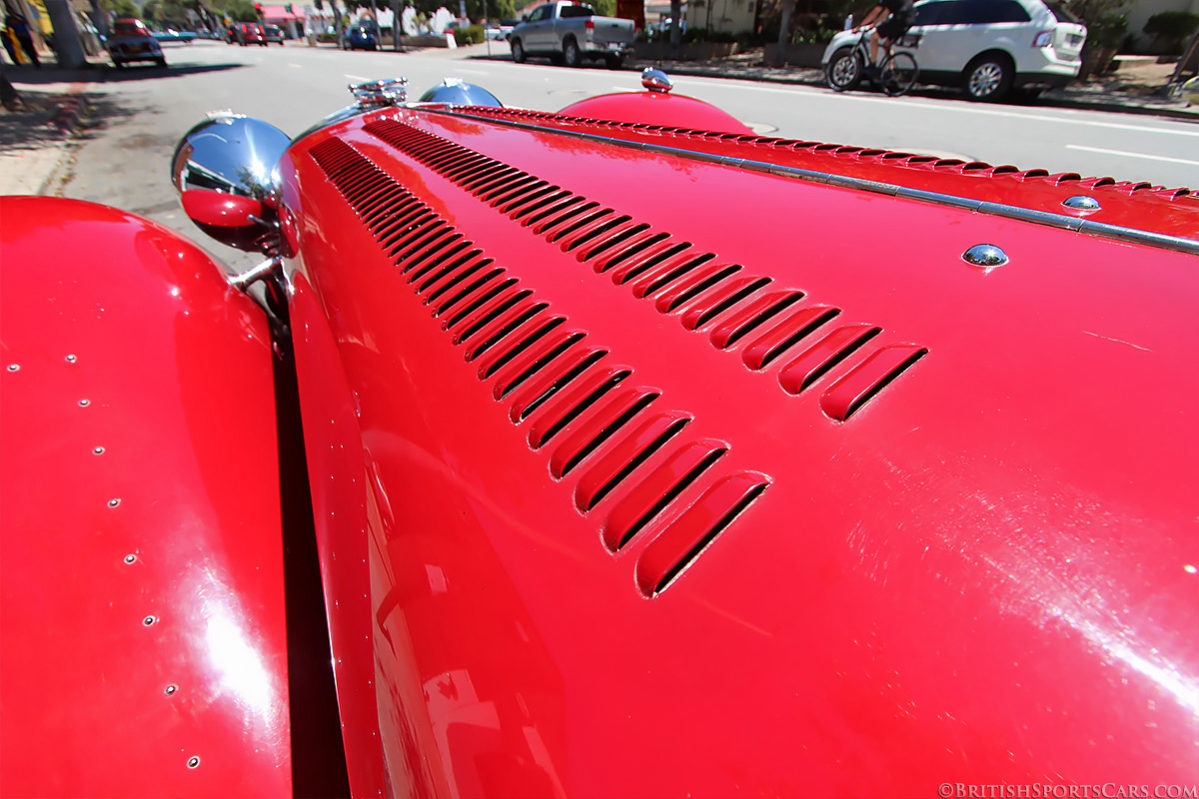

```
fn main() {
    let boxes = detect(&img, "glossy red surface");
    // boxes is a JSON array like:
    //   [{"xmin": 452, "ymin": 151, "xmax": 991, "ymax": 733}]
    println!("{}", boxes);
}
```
[
  {"xmin": 557, "ymin": 90, "xmax": 755, "ymax": 134},
  {"xmin": 181, "ymin": 188, "xmax": 263, "ymax": 227},
  {"xmin": 465, "ymin": 104, "xmax": 1199, "ymax": 239},
  {"xmin": 279, "ymin": 106, "xmax": 1199, "ymax": 797},
  {"xmin": 0, "ymin": 197, "xmax": 292, "ymax": 798}
]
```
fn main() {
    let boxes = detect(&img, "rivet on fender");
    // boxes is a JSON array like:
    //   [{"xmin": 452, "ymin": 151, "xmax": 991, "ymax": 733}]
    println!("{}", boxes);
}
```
[
  {"xmin": 78, "ymin": 399, "xmax": 91, "ymax": 407},
  {"xmin": 165, "ymin": 684, "xmax": 178, "ymax": 695},
  {"xmin": 107, "ymin": 498, "xmax": 121, "ymax": 508},
  {"xmin": 142, "ymin": 615, "xmax": 158, "ymax": 627},
  {"xmin": 186, "ymin": 756, "xmax": 200, "ymax": 769},
  {"xmin": 123, "ymin": 553, "xmax": 137, "ymax": 564},
  {"xmin": 65, "ymin": 354, "xmax": 77, "ymax": 363},
  {"xmin": 5, "ymin": 364, "xmax": 18, "ymax": 372},
  {"xmin": 93, "ymin": 446, "xmax": 105, "ymax": 455},
  {"xmin": 963, "ymin": 244, "xmax": 1008, "ymax": 273}
]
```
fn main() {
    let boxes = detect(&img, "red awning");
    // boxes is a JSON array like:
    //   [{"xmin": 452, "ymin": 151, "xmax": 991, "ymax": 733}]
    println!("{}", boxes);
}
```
[{"xmin": 261, "ymin": 4, "xmax": 305, "ymax": 20}]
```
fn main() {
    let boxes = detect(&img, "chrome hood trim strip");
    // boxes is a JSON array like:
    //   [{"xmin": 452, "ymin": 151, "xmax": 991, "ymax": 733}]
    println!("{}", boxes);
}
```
[{"xmin": 433, "ymin": 108, "xmax": 1199, "ymax": 257}]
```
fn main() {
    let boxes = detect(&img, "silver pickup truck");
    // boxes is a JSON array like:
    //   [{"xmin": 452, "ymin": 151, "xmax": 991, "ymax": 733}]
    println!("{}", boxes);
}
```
[{"xmin": 510, "ymin": 1, "xmax": 635, "ymax": 68}]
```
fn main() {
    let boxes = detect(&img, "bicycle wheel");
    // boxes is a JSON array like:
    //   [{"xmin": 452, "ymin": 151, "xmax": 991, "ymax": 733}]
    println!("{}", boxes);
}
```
[
  {"xmin": 880, "ymin": 51, "xmax": 918, "ymax": 97},
  {"xmin": 826, "ymin": 47, "xmax": 863, "ymax": 92}
]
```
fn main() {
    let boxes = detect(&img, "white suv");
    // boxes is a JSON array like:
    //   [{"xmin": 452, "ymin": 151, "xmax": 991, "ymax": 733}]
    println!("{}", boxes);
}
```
[{"xmin": 822, "ymin": 0, "xmax": 1088, "ymax": 101}]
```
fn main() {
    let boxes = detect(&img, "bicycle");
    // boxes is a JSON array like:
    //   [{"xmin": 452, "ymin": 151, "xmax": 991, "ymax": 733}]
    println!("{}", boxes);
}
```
[{"xmin": 825, "ymin": 28, "xmax": 919, "ymax": 97}]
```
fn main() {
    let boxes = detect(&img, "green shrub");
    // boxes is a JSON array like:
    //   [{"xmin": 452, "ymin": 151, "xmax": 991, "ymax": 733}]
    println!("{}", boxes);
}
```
[
  {"xmin": 453, "ymin": 24, "xmax": 485, "ymax": 44},
  {"xmin": 1088, "ymin": 12, "xmax": 1126, "ymax": 48},
  {"xmin": 1144, "ymin": 10, "xmax": 1199, "ymax": 53}
]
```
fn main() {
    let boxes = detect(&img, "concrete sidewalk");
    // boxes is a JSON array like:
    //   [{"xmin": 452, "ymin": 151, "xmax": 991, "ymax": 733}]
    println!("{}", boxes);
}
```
[{"xmin": 1, "ymin": 46, "xmax": 1194, "ymax": 199}]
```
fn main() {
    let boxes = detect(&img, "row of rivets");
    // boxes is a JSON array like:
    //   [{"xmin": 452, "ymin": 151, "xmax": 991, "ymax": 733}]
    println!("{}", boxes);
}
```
[{"xmin": 6, "ymin": 353, "xmax": 79, "ymax": 371}]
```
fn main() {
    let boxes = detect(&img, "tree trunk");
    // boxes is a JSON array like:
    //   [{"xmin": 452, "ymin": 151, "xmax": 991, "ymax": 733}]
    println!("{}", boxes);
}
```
[
  {"xmin": 1, "ymin": 66, "xmax": 21, "ymax": 110},
  {"xmin": 44, "ymin": 0, "xmax": 87, "ymax": 68},
  {"xmin": 392, "ymin": 0, "xmax": 402, "ymax": 49},
  {"xmin": 774, "ymin": 0, "xmax": 794, "ymax": 66},
  {"xmin": 668, "ymin": 0, "xmax": 681, "ymax": 59}
]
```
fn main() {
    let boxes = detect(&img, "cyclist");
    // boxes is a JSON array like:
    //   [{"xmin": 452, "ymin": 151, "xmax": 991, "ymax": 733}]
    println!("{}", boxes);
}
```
[{"xmin": 852, "ymin": 0, "xmax": 915, "ymax": 79}]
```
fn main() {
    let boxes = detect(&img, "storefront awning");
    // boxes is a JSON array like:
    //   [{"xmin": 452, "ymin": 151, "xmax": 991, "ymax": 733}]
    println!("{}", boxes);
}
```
[{"xmin": 261, "ymin": 4, "xmax": 306, "ymax": 21}]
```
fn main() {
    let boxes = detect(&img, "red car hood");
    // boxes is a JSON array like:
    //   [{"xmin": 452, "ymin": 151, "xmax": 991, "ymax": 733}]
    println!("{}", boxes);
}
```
[{"xmin": 274, "ymin": 102, "xmax": 1198, "ymax": 797}]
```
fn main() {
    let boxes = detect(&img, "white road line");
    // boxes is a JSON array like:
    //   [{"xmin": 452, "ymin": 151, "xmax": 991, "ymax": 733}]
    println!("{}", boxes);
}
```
[
  {"xmin": 345, "ymin": 73, "xmax": 370, "ymax": 81},
  {"xmin": 289, "ymin": 63, "xmax": 302, "ymax": 68},
  {"xmin": 671, "ymin": 77, "xmax": 1199, "ymax": 138},
  {"xmin": 1066, "ymin": 144, "xmax": 1199, "ymax": 166}
]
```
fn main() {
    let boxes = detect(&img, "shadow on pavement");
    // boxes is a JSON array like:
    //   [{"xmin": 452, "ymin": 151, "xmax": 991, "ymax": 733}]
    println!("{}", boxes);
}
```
[
  {"xmin": 5, "ymin": 61, "xmax": 246, "ymax": 86},
  {"xmin": 98, "ymin": 62, "xmax": 248, "ymax": 82}
]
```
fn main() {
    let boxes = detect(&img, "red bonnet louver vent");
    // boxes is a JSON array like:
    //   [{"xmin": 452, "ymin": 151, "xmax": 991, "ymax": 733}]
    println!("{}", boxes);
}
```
[
  {"xmin": 363, "ymin": 119, "xmax": 927, "ymax": 422},
  {"xmin": 307, "ymin": 136, "xmax": 769, "ymax": 597}
]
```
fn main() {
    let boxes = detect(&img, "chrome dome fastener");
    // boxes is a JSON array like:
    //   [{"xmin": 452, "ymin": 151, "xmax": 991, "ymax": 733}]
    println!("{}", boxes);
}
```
[
  {"xmin": 1062, "ymin": 195, "xmax": 1101, "ymax": 214},
  {"xmin": 642, "ymin": 68, "xmax": 673, "ymax": 93},
  {"xmin": 963, "ymin": 244, "xmax": 1009, "ymax": 272}
]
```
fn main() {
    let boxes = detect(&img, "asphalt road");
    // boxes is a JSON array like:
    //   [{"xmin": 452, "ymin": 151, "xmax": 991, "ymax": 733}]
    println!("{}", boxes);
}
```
[{"xmin": 60, "ymin": 39, "xmax": 1199, "ymax": 269}]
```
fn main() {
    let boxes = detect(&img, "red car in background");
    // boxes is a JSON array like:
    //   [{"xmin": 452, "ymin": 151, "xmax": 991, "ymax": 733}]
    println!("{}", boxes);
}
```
[
  {"xmin": 235, "ymin": 21, "xmax": 267, "ymax": 45},
  {"xmin": 1, "ymin": 73, "xmax": 1197, "ymax": 798},
  {"xmin": 106, "ymin": 17, "xmax": 166, "ymax": 68}
]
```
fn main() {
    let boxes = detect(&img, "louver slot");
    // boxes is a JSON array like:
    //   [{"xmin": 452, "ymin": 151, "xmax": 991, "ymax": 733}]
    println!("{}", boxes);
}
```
[
  {"xmin": 435, "ymin": 269, "xmax": 506, "ymax": 318},
  {"xmin": 600, "ymin": 441, "xmax": 728, "ymax": 551},
  {"xmin": 820, "ymin": 344, "xmax": 927, "ymax": 421},
  {"xmin": 709, "ymin": 291, "xmax": 804, "ymax": 350},
  {"xmin": 592, "ymin": 231, "xmax": 670, "ymax": 273},
  {"xmin": 549, "ymin": 386, "xmax": 660, "ymax": 478},
  {"xmin": 653, "ymin": 263, "xmax": 742, "ymax": 314},
  {"xmin": 448, "ymin": 287, "xmax": 529, "ymax": 344},
  {"xmin": 506, "ymin": 188, "xmax": 569, "ymax": 219},
  {"xmin": 574, "ymin": 411, "xmax": 692, "ymax": 512},
  {"xmin": 679, "ymin": 277, "xmax": 773, "ymax": 331},
  {"xmin": 475, "ymin": 316, "xmax": 566, "ymax": 380},
  {"xmin": 425, "ymin": 257, "xmax": 490, "ymax": 303},
  {"xmin": 628, "ymin": 253, "xmax": 714, "ymax": 300},
  {"xmin": 526, "ymin": 366, "xmax": 630, "ymax": 448},
  {"xmin": 778, "ymin": 324, "xmax": 881, "ymax": 394},
  {"xmin": 507, "ymin": 346, "xmax": 608, "ymax": 422},
  {"xmin": 607, "ymin": 241, "xmax": 689, "ymax": 285},
  {"xmin": 558, "ymin": 214, "xmax": 632, "ymax": 253},
  {"xmin": 547, "ymin": 207, "xmax": 613, "ymax": 244},
  {"xmin": 417, "ymin": 250, "xmax": 483, "ymax": 296},
  {"xmin": 490, "ymin": 330, "xmax": 585, "ymax": 400},
  {"xmin": 455, "ymin": 290, "xmax": 536, "ymax": 346},
  {"xmin": 462, "ymin": 301, "xmax": 550, "ymax": 362},
  {"xmin": 577, "ymin": 222, "xmax": 651, "ymax": 262},
  {"xmin": 406, "ymin": 238, "xmax": 470, "ymax": 282},
  {"xmin": 634, "ymin": 473, "xmax": 770, "ymax": 597},
  {"xmin": 740, "ymin": 305, "xmax": 840, "ymax": 370}
]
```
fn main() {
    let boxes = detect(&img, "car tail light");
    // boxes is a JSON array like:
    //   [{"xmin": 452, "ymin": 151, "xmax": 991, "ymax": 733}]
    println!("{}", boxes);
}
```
[
  {"xmin": 585, "ymin": 19, "xmax": 594, "ymax": 29},
  {"xmin": 1033, "ymin": 29, "xmax": 1054, "ymax": 47}
]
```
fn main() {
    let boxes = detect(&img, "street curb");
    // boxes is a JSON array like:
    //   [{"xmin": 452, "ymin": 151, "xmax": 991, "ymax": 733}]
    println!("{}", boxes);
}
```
[{"xmin": 37, "ymin": 83, "xmax": 90, "ymax": 196}]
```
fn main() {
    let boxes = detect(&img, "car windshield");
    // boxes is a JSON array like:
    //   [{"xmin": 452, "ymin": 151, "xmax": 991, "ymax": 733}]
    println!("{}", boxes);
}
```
[{"xmin": 113, "ymin": 20, "xmax": 145, "ymax": 34}]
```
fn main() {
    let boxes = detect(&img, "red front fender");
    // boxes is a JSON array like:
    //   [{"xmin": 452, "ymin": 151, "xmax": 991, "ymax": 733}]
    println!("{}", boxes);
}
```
[{"xmin": 0, "ymin": 197, "xmax": 294, "ymax": 797}]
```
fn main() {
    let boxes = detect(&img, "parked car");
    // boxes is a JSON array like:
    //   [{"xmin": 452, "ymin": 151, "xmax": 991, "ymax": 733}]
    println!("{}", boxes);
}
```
[
  {"xmin": 510, "ymin": 0, "xmax": 635, "ymax": 68},
  {"xmin": 822, "ymin": 0, "xmax": 1087, "ymax": 101},
  {"xmin": 235, "ymin": 21, "xmax": 267, "ymax": 45},
  {"xmin": 263, "ymin": 23, "xmax": 285, "ymax": 44},
  {"xmin": 106, "ymin": 17, "xmax": 166, "ymax": 68},
  {"xmin": 151, "ymin": 28, "xmax": 197, "ymax": 43},
  {"xmin": 345, "ymin": 23, "xmax": 378, "ymax": 50},
  {"xmin": 2, "ymin": 71, "xmax": 1197, "ymax": 798}
]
